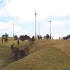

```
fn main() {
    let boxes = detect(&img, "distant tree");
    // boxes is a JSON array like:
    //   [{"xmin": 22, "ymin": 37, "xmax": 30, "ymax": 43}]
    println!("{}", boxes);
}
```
[
  {"xmin": 19, "ymin": 35, "xmax": 24, "ymax": 41},
  {"xmin": 62, "ymin": 34, "xmax": 70, "ymax": 40},
  {"xmin": 19, "ymin": 35, "xmax": 31, "ymax": 41},
  {"xmin": 14, "ymin": 35, "xmax": 18, "ymax": 40},
  {"xmin": 67, "ymin": 35, "xmax": 70, "ymax": 39},
  {"xmin": 31, "ymin": 36, "xmax": 35, "ymax": 41},
  {"xmin": 37, "ymin": 35, "xmax": 42, "ymax": 40},
  {"xmin": 2, "ymin": 35, "xmax": 4, "ymax": 43},
  {"xmin": 4, "ymin": 33, "xmax": 8, "ymax": 42},
  {"xmin": 30, "ymin": 36, "xmax": 35, "ymax": 44},
  {"xmin": 24, "ymin": 35, "xmax": 31, "ymax": 40},
  {"xmin": 63, "ymin": 37, "xmax": 68, "ymax": 39},
  {"xmin": 2, "ymin": 33, "xmax": 8, "ymax": 43},
  {"xmin": 44, "ymin": 34, "xmax": 50, "ymax": 39}
]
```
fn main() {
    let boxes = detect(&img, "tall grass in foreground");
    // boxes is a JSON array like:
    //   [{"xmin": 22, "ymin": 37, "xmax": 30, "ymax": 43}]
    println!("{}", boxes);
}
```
[{"xmin": 3, "ymin": 47, "xmax": 70, "ymax": 70}]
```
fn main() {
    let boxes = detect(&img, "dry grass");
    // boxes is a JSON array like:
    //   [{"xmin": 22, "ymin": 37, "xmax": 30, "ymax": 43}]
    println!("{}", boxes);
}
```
[
  {"xmin": 0, "ymin": 38, "xmax": 70, "ymax": 70},
  {"xmin": 3, "ymin": 47, "xmax": 70, "ymax": 70},
  {"xmin": 33, "ymin": 40, "xmax": 70, "ymax": 57}
]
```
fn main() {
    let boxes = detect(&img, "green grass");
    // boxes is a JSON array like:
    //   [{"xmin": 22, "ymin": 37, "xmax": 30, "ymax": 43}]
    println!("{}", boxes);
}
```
[{"xmin": 3, "ymin": 47, "xmax": 70, "ymax": 70}]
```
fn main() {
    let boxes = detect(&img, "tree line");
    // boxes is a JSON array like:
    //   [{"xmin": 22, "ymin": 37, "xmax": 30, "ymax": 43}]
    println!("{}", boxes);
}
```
[{"xmin": 1, "ymin": 33, "xmax": 52, "ymax": 43}]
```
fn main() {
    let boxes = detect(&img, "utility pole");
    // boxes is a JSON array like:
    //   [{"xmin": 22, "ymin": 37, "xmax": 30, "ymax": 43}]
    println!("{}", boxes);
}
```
[
  {"xmin": 39, "ymin": 22, "xmax": 40, "ymax": 36},
  {"xmin": 48, "ymin": 16, "xmax": 55, "ymax": 39},
  {"xmin": 48, "ymin": 20, "xmax": 52, "ymax": 39},
  {"xmin": 35, "ymin": 11, "xmax": 37, "ymax": 39},
  {"xmin": 13, "ymin": 23, "xmax": 14, "ymax": 37}
]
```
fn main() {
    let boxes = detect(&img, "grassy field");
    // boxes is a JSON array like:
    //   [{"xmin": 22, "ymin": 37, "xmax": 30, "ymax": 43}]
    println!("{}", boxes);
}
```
[
  {"xmin": 3, "ymin": 47, "xmax": 70, "ymax": 70},
  {"xmin": 0, "ymin": 38, "xmax": 70, "ymax": 70}
]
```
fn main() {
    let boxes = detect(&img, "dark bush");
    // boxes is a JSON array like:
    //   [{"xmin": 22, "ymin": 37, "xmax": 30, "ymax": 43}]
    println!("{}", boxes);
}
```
[
  {"xmin": 2, "ymin": 33, "xmax": 8, "ymax": 43},
  {"xmin": 11, "ymin": 44, "xmax": 29, "ymax": 60},
  {"xmin": 63, "ymin": 34, "xmax": 70, "ymax": 40},
  {"xmin": 44, "ymin": 34, "xmax": 50, "ymax": 39},
  {"xmin": 19, "ymin": 35, "xmax": 31, "ymax": 41},
  {"xmin": 37, "ymin": 35, "xmax": 42, "ymax": 40},
  {"xmin": 14, "ymin": 35, "xmax": 18, "ymax": 40}
]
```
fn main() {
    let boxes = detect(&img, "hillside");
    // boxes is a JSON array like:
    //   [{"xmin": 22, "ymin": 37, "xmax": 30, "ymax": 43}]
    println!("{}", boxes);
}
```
[
  {"xmin": 31, "ymin": 40, "xmax": 70, "ymax": 57},
  {"xmin": 3, "ymin": 47, "xmax": 70, "ymax": 70},
  {"xmin": 0, "ymin": 39, "xmax": 70, "ymax": 70},
  {"xmin": 0, "ymin": 46, "xmax": 14, "ymax": 70}
]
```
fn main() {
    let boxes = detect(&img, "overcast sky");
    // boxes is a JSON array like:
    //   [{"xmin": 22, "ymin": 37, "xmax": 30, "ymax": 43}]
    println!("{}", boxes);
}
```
[{"xmin": 0, "ymin": 0, "xmax": 70, "ymax": 38}]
